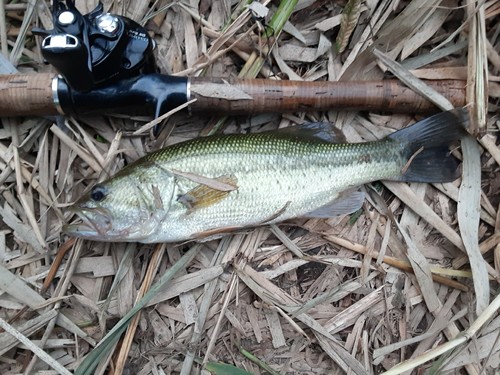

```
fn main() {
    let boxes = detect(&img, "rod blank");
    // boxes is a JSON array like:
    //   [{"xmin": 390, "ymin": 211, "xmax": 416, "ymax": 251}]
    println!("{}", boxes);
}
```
[{"xmin": 189, "ymin": 78, "xmax": 466, "ymax": 114}]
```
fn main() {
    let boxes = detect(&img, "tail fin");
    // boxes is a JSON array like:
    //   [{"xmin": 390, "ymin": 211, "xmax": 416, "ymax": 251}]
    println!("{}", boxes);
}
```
[{"xmin": 389, "ymin": 108, "xmax": 469, "ymax": 183}]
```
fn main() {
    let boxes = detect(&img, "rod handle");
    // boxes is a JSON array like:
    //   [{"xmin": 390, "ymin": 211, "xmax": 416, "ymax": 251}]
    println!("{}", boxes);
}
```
[{"xmin": 0, "ymin": 73, "xmax": 59, "ymax": 116}]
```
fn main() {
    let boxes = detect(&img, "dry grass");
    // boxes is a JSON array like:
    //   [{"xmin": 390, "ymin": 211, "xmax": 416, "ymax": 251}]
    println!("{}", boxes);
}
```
[{"xmin": 1, "ymin": 0, "xmax": 499, "ymax": 374}]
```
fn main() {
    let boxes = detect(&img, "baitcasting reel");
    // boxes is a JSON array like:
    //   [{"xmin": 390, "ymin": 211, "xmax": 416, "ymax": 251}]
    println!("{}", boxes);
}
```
[{"xmin": 33, "ymin": 0, "xmax": 156, "ymax": 92}]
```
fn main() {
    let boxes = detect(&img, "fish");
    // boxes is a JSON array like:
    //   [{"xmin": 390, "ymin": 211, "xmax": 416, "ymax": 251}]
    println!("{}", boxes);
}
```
[{"xmin": 63, "ymin": 108, "xmax": 468, "ymax": 243}]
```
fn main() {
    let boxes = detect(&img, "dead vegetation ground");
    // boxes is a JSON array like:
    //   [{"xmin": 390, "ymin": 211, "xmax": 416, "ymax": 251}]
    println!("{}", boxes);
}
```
[{"xmin": 0, "ymin": 0, "xmax": 499, "ymax": 374}]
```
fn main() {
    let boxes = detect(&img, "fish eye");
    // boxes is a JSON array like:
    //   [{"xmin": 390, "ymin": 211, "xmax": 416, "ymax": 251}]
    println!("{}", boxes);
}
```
[{"xmin": 90, "ymin": 185, "xmax": 107, "ymax": 202}]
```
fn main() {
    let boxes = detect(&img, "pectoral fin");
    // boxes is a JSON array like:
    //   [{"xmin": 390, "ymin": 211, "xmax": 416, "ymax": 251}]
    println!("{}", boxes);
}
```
[
  {"xmin": 177, "ymin": 174, "xmax": 238, "ymax": 210},
  {"xmin": 304, "ymin": 190, "xmax": 365, "ymax": 218}
]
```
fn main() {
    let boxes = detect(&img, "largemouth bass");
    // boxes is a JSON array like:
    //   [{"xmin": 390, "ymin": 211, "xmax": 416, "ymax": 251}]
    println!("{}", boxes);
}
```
[{"xmin": 64, "ymin": 109, "xmax": 468, "ymax": 243}]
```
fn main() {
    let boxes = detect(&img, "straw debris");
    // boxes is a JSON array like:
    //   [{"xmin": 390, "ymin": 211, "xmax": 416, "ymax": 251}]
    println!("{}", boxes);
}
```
[{"xmin": 0, "ymin": 0, "xmax": 499, "ymax": 374}]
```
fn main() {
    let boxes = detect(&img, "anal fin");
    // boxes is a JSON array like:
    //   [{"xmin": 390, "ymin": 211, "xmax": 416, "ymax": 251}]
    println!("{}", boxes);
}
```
[{"xmin": 304, "ymin": 190, "xmax": 365, "ymax": 218}]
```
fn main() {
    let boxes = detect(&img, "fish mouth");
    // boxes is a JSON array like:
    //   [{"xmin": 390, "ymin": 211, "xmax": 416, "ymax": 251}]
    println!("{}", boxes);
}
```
[
  {"xmin": 63, "ymin": 207, "xmax": 115, "ymax": 240},
  {"xmin": 63, "ymin": 207, "xmax": 160, "ymax": 242}
]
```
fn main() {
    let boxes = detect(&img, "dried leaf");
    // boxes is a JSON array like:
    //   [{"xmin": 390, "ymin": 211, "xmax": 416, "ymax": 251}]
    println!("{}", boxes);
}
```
[
  {"xmin": 373, "ymin": 48, "xmax": 454, "ymax": 110},
  {"xmin": 0, "ymin": 317, "xmax": 72, "ymax": 375},
  {"xmin": 0, "ymin": 262, "xmax": 94, "ymax": 344},
  {"xmin": 458, "ymin": 136, "xmax": 489, "ymax": 314},
  {"xmin": 190, "ymin": 82, "xmax": 253, "ymax": 100},
  {"xmin": 401, "ymin": 3, "xmax": 452, "ymax": 59},
  {"xmin": 315, "ymin": 15, "xmax": 342, "ymax": 32},
  {"xmin": 75, "ymin": 245, "xmax": 200, "ymax": 375},
  {"xmin": 394, "ymin": 223, "xmax": 440, "ymax": 313},
  {"xmin": 336, "ymin": 0, "xmax": 363, "ymax": 53}
]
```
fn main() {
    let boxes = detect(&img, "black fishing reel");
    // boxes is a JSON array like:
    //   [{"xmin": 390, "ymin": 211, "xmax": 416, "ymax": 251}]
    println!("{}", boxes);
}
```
[{"xmin": 33, "ymin": 0, "xmax": 156, "ymax": 92}]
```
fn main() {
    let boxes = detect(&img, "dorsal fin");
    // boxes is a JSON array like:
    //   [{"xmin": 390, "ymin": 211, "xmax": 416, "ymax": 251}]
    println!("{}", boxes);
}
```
[{"xmin": 272, "ymin": 122, "xmax": 345, "ymax": 143}]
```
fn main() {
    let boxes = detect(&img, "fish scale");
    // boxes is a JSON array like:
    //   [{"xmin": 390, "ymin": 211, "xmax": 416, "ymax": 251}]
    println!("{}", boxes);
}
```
[{"xmin": 64, "ymin": 109, "xmax": 468, "ymax": 243}]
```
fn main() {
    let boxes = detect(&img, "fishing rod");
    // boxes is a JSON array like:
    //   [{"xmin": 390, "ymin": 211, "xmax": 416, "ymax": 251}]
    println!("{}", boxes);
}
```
[{"xmin": 0, "ymin": 1, "xmax": 466, "ymax": 118}]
